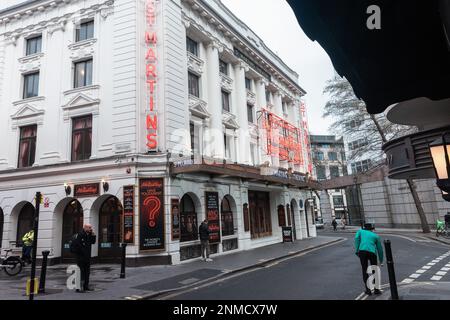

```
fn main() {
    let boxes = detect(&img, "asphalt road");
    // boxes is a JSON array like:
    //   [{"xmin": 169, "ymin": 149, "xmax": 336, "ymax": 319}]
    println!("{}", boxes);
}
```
[{"xmin": 163, "ymin": 231, "xmax": 450, "ymax": 300}]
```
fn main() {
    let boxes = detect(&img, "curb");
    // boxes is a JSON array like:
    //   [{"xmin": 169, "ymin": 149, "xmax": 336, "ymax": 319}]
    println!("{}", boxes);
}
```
[
  {"xmin": 424, "ymin": 236, "xmax": 450, "ymax": 245},
  {"xmin": 136, "ymin": 237, "xmax": 345, "ymax": 300}
]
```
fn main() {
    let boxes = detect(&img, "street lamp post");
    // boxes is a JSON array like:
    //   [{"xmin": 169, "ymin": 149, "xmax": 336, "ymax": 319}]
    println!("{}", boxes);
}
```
[{"xmin": 430, "ymin": 132, "xmax": 450, "ymax": 202}]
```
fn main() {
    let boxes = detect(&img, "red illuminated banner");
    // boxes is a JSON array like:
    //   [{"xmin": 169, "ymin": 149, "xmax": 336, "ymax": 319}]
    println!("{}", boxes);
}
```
[
  {"xmin": 259, "ymin": 108, "xmax": 304, "ymax": 165},
  {"xmin": 145, "ymin": 0, "xmax": 158, "ymax": 151}
]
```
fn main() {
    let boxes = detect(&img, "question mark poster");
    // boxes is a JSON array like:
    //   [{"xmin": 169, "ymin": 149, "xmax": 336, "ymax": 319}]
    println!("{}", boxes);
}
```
[{"xmin": 139, "ymin": 178, "xmax": 165, "ymax": 251}]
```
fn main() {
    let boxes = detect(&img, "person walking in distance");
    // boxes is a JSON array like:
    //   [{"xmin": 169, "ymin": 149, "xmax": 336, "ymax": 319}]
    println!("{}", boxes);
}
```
[
  {"xmin": 72, "ymin": 224, "xmax": 96, "ymax": 292},
  {"xmin": 21, "ymin": 230, "xmax": 34, "ymax": 264},
  {"xmin": 354, "ymin": 223, "xmax": 384, "ymax": 296},
  {"xmin": 331, "ymin": 218, "xmax": 338, "ymax": 231},
  {"xmin": 341, "ymin": 217, "xmax": 347, "ymax": 230},
  {"xmin": 199, "ymin": 219, "xmax": 212, "ymax": 262}
]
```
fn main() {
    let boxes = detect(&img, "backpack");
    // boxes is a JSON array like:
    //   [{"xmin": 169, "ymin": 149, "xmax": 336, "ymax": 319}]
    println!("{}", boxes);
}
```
[{"xmin": 69, "ymin": 233, "xmax": 80, "ymax": 254}]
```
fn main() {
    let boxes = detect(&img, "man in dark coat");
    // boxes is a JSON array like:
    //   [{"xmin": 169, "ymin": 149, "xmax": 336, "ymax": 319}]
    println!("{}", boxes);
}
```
[
  {"xmin": 73, "ymin": 224, "xmax": 96, "ymax": 292},
  {"xmin": 199, "ymin": 219, "xmax": 212, "ymax": 262},
  {"xmin": 332, "ymin": 218, "xmax": 338, "ymax": 231}
]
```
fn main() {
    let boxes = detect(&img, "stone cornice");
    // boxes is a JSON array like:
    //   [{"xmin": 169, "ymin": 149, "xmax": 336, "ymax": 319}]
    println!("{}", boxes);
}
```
[
  {"xmin": 0, "ymin": 0, "xmax": 114, "ymax": 36},
  {"xmin": 181, "ymin": 0, "xmax": 306, "ymax": 97}
]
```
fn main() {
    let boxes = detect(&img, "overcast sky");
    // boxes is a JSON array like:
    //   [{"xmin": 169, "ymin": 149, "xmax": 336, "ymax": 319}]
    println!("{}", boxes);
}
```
[{"xmin": 221, "ymin": 0, "xmax": 336, "ymax": 135}]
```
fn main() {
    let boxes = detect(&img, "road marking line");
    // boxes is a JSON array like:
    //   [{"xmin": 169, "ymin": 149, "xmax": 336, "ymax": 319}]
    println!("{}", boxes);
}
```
[
  {"xmin": 416, "ymin": 270, "xmax": 426, "ymax": 274},
  {"xmin": 355, "ymin": 292, "xmax": 365, "ymax": 300},
  {"xmin": 361, "ymin": 294, "xmax": 369, "ymax": 300},
  {"xmin": 431, "ymin": 276, "xmax": 442, "ymax": 281},
  {"xmin": 409, "ymin": 274, "xmax": 421, "ymax": 279},
  {"xmin": 401, "ymin": 278, "xmax": 414, "ymax": 284}
]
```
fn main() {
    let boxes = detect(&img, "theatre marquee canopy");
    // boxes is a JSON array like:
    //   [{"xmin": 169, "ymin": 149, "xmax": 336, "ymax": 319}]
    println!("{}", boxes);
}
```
[{"xmin": 287, "ymin": 0, "xmax": 450, "ymax": 114}]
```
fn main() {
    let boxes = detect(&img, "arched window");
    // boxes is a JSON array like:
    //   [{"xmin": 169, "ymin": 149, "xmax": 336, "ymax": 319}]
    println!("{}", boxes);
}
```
[
  {"xmin": 99, "ymin": 197, "xmax": 124, "ymax": 261},
  {"xmin": 0, "ymin": 208, "xmax": 4, "ymax": 248},
  {"xmin": 17, "ymin": 203, "xmax": 35, "ymax": 246},
  {"xmin": 180, "ymin": 194, "xmax": 198, "ymax": 242},
  {"xmin": 62, "ymin": 200, "xmax": 84, "ymax": 261},
  {"xmin": 221, "ymin": 196, "xmax": 234, "ymax": 236}
]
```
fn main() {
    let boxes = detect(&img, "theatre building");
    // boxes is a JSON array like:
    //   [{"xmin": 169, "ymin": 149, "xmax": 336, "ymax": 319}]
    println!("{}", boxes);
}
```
[{"xmin": 0, "ymin": 0, "xmax": 319, "ymax": 265}]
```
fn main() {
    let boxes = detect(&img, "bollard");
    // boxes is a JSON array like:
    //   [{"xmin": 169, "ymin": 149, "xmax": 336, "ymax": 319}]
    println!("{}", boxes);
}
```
[
  {"xmin": 38, "ymin": 250, "xmax": 50, "ymax": 294},
  {"xmin": 120, "ymin": 243, "xmax": 127, "ymax": 279},
  {"xmin": 384, "ymin": 240, "xmax": 399, "ymax": 300}
]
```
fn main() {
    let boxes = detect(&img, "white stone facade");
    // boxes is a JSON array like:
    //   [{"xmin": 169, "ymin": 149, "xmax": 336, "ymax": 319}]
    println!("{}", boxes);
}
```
[{"xmin": 0, "ymin": 0, "xmax": 316, "ymax": 265}]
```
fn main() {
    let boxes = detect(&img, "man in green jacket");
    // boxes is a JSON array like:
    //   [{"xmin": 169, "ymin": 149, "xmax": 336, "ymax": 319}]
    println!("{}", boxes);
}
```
[{"xmin": 354, "ymin": 223, "xmax": 384, "ymax": 295}]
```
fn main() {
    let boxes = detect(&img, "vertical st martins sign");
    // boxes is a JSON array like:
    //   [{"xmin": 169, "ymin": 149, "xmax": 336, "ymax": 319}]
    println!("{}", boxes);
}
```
[{"xmin": 145, "ymin": 0, "xmax": 158, "ymax": 151}]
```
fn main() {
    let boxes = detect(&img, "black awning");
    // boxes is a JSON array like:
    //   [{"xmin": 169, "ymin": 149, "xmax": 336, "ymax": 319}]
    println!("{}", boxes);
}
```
[{"xmin": 287, "ymin": 0, "xmax": 450, "ymax": 114}]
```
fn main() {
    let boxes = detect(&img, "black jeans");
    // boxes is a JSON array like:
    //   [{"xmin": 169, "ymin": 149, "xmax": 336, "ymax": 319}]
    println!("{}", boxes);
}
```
[
  {"xmin": 77, "ymin": 259, "xmax": 91, "ymax": 290},
  {"xmin": 358, "ymin": 250, "xmax": 378, "ymax": 291}
]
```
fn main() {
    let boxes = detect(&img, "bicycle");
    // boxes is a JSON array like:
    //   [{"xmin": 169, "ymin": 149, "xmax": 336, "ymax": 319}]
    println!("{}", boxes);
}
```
[
  {"xmin": 436, "ymin": 220, "xmax": 450, "ymax": 238},
  {"xmin": 0, "ymin": 249, "xmax": 24, "ymax": 276}
]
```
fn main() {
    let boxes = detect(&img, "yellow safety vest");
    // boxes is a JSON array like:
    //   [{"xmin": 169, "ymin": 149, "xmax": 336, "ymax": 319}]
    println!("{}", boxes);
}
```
[{"xmin": 22, "ymin": 231, "xmax": 34, "ymax": 246}]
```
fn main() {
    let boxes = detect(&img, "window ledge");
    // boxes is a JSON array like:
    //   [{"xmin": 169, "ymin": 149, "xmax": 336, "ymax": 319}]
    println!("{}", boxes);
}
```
[
  {"xmin": 13, "ymin": 96, "xmax": 45, "ymax": 106},
  {"xmin": 69, "ymin": 38, "xmax": 97, "ymax": 50},
  {"xmin": 63, "ymin": 85, "xmax": 100, "ymax": 96},
  {"xmin": 18, "ymin": 52, "xmax": 44, "ymax": 64}
]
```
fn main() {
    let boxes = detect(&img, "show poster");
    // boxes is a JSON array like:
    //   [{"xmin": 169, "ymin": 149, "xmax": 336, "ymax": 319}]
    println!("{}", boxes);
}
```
[
  {"xmin": 139, "ymin": 178, "xmax": 165, "ymax": 251},
  {"xmin": 123, "ymin": 185, "xmax": 134, "ymax": 244},
  {"xmin": 171, "ymin": 198, "xmax": 180, "ymax": 241},
  {"xmin": 205, "ymin": 192, "xmax": 220, "ymax": 244}
]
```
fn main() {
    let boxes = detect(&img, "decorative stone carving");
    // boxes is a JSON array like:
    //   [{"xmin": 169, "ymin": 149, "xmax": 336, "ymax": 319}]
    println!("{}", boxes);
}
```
[
  {"xmin": 246, "ymin": 90, "xmax": 256, "ymax": 105},
  {"xmin": 11, "ymin": 103, "xmax": 45, "ymax": 129},
  {"xmin": 187, "ymin": 53, "xmax": 204, "ymax": 75},
  {"xmin": 68, "ymin": 38, "xmax": 97, "ymax": 60},
  {"xmin": 18, "ymin": 52, "xmax": 44, "ymax": 73},
  {"xmin": 220, "ymin": 73, "xmax": 233, "ymax": 92},
  {"xmin": 222, "ymin": 111, "xmax": 239, "ymax": 129},
  {"xmin": 189, "ymin": 95, "xmax": 210, "ymax": 119}
]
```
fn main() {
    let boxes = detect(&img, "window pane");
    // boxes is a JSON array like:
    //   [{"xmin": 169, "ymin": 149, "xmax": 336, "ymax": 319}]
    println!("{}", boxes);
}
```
[
  {"xmin": 188, "ymin": 72, "xmax": 199, "ymax": 97},
  {"xmin": 74, "ymin": 62, "xmax": 84, "ymax": 88},
  {"xmin": 245, "ymin": 78, "xmax": 251, "ymax": 90},
  {"xmin": 85, "ymin": 60, "xmax": 93, "ymax": 86},
  {"xmin": 18, "ymin": 125, "xmax": 37, "ymax": 168},
  {"xmin": 219, "ymin": 60, "xmax": 228, "ymax": 75},
  {"xmin": 86, "ymin": 21, "xmax": 94, "ymax": 39},
  {"xmin": 186, "ymin": 37, "xmax": 198, "ymax": 56},
  {"xmin": 77, "ymin": 21, "xmax": 94, "ymax": 41},
  {"xmin": 24, "ymin": 73, "xmax": 39, "ymax": 98},
  {"xmin": 26, "ymin": 36, "xmax": 42, "ymax": 55},
  {"xmin": 247, "ymin": 105, "xmax": 254, "ymax": 123},
  {"xmin": 222, "ymin": 91, "xmax": 230, "ymax": 112},
  {"xmin": 72, "ymin": 116, "xmax": 92, "ymax": 161}
]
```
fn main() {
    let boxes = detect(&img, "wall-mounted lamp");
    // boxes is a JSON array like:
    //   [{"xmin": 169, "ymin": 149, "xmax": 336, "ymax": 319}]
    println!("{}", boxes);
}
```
[
  {"xmin": 430, "ymin": 132, "xmax": 450, "ymax": 202},
  {"xmin": 64, "ymin": 183, "xmax": 72, "ymax": 196},
  {"xmin": 102, "ymin": 179, "xmax": 109, "ymax": 193}
]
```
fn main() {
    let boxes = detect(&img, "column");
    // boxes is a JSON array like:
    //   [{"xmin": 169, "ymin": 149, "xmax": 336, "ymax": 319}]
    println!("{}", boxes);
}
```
[
  {"xmin": 205, "ymin": 42, "xmax": 224, "ymax": 159},
  {"xmin": 255, "ymin": 78, "xmax": 267, "ymax": 110},
  {"xmin": 272, "ymin": 92, "xmax": 283, "ymax": 168},
  {"xmin": 255, "ymin": 79, "xmax": 271, "ymax": 166},
  {"xmin": 234, "ymin": 62, "xmax": 250, "ymax": 164}
]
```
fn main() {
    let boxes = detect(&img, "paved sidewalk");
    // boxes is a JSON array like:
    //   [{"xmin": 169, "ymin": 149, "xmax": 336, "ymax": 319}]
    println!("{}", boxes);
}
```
[
  {"xmin": 0, "ymin": 235, "xmax": 343, "ymax": 300},
  {"xmin": 371, "ymin": 282, "xmax": 450, "ymax": 300}
]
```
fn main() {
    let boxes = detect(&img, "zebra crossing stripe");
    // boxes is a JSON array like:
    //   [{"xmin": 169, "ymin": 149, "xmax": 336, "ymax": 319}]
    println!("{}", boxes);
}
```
[
  {"xmin": 431, "ymin": 276, "xmax": 442, "ymax": 281},
  {"xmin": 401, "ymin": 278, "xmax": 414, "ymax": 284}
]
